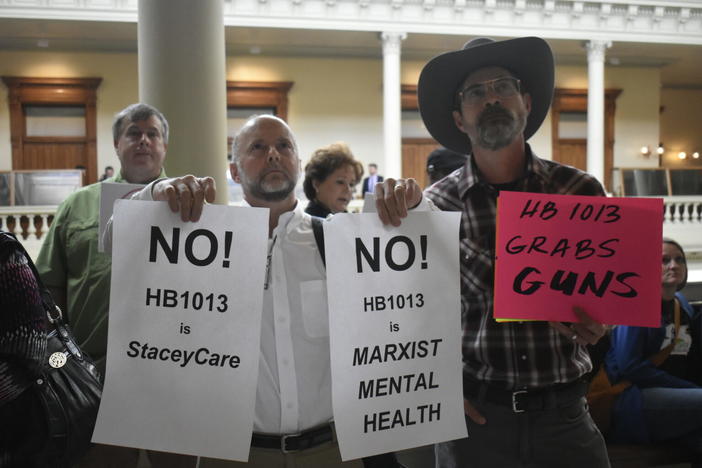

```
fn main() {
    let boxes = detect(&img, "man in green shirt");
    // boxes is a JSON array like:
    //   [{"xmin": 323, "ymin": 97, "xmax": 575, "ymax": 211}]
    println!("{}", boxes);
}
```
[{"xmin": 37, "ymin": 103, "xmax": 169, "ymax": 376}]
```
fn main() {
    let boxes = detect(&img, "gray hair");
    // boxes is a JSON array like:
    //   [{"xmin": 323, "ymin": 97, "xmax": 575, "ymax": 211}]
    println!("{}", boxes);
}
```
[
  {"xmin": 112, "ymin": 103, "xmax": 169, "ymax": 143},
  {"xmin": 231, "ymin": 114, "xmax": 296, "ymax": 166}
]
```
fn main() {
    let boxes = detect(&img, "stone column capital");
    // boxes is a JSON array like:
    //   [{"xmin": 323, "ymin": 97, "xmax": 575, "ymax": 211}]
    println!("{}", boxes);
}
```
[
  {"xmin": 380, "ymin": 32, "xmax": 407, "ymax": 54},
  {"xmin": 583, "ymin": 40, "xmax": 612, "ymax": 63}
]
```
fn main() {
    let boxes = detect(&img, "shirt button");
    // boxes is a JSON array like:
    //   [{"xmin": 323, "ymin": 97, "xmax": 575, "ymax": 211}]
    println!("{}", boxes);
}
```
[
  {"xmin": 521, "ymin": 355, "xmax": 527, "ymax": 361},
  {"xmin": 286, "ymin": 402, "xmax": 294, "ymax": 409},
  {"xmin": 278, "ymin": 316, "xmax": 286, "ymax": 323},
  {"xmin": 282, "ymin": 359, "xmax": 289, "ymax": 366}
]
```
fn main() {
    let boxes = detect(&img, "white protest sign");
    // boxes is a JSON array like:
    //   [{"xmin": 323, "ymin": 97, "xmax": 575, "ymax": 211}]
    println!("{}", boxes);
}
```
[
  {"xmin": 362, "ymin": 192, "xmax": 376, "ymax": 213},
  {"xmin": 92, "ymin": 200, "xmax": 269, "ymax": 461},
  {"xmin": 325, "ymin": 212, "xmax": 467, "ymax": 460},
  {"xmin": 98, "ymin": 182, "xmax": 144, "ymax": 252}
]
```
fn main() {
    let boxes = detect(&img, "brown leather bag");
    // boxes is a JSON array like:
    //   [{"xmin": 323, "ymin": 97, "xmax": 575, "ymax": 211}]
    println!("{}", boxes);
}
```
[{"xmin": 586, "ymin": 300, "xmax": 680, "ymax": 434}]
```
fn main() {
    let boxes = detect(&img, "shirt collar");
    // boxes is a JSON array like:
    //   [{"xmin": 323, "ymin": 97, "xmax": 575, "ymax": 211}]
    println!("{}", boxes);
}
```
[
  {"xmin": 457, "ymin": 143, "xmax": 545, "ymax": 199},
  {"xmin": 241, "ymin": 197, "xmax": 302, "ymax": 237},
  {"xmin": 115, "ymin": 167, "xmax": 167, "ymax": 184}
]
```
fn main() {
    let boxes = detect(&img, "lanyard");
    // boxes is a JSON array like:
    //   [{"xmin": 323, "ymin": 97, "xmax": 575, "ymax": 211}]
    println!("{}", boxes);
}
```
[{"xmin": 264, "ymin": 235, "xmax": 278, "ymax": 290}]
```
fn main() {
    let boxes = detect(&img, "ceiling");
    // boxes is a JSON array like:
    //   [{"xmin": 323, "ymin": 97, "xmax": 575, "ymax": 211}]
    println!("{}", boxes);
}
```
[{"xmin": 1, "ymin": 18, "xmax": 700, "ymax": 88}]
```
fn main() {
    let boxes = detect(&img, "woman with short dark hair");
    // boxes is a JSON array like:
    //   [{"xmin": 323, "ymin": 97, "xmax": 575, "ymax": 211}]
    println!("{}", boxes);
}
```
[{"xmin": 303, "ymin": 143, "xmax": 363, "ymax": 217}]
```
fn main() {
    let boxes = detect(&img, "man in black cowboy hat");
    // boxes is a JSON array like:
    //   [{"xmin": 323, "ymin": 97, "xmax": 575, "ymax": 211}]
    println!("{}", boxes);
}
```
[{"xmin": 375, "ymin": 37, "xmax": 610, "ymax": 468}]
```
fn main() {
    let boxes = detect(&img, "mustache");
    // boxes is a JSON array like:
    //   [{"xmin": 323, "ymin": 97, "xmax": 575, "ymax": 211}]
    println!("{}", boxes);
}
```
[{"xmin": 477, "ymin": 105, "xmax": 513, "ymax": 125}]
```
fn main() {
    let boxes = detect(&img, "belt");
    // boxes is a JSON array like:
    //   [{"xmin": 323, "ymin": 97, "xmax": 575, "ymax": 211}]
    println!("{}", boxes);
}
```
[
  {"xmin": 251, "ymin": 424, "xmax": 334, "ymax": 453},
  {"xmin": 463, "ymin": 378, "xmax": 587, "ymax": 413}
]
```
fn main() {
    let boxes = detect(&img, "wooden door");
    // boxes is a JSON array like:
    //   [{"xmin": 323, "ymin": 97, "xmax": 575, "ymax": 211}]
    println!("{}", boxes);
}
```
[
  {"xmin": 2, "ymin": 77, "xmax": 101, "ymax": 185},
  {"xmin": 401, "ymin": 138, "xmax": 439, "ymax": 189},
  {"xmin": 556, "ymin": 139, "xmax": 587, "ymax": 170},
  {"xmin": 551, "ymin": 88, "xmax": 620, "ymax": 192}
]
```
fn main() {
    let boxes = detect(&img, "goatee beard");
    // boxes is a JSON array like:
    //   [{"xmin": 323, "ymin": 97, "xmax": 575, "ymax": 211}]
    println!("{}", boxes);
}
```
[
  {"xmin": 475, "ymin": 104, "xmax": 523, "ymax": 151},
  {"xmin": 250, "ymin": 180, "xmax": 296, "ymax": 201}
]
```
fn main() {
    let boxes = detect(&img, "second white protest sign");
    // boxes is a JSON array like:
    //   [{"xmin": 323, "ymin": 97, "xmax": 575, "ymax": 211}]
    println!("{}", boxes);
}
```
[{"xmin": 324, "ymin": 212, "xmax": 467, "ymax": 460}]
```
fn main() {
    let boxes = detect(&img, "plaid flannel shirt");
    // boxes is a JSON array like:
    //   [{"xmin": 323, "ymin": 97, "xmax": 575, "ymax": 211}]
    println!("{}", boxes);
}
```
[{"xmin": 425, "ymin": 144, "xmax": 606, "ymax": 390}]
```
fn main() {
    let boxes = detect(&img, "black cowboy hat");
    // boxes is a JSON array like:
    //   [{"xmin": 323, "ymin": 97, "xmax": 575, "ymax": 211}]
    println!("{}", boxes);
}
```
[{"xmin": 417, "ymin": 36, "xmax": 554, "ymax": 154}]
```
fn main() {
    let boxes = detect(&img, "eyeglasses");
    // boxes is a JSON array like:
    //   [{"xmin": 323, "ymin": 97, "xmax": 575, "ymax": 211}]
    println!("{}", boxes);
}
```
[{"xmin": 458, "ymin": 77, "xmax": 522, "ymax": 106}]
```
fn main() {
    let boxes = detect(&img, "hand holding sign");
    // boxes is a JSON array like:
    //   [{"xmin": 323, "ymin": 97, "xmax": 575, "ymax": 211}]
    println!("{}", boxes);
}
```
[
  {"xmin": 375, "ymin": 178, "xmax": 423, "ymax": 226},
  {"xmin": 153, "ymin": 175, "xmax": 216, "ymax": 222},
  {"xmin": 325, "ymin": 212, "xmax": 466, "ymax": 460},
  {"xmin": 549, "ymin": 306, "xmax": 607, "ymax": 345}
]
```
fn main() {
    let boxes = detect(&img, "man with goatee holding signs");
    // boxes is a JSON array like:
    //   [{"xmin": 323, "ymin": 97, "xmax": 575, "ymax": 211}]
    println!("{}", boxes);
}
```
[
  {"xmin": 122, "ymin": 115, "xmax": 416, "ymax": 467},
  {"xmin": 374, "ymin": 37, "xmax": 610, "ymax": 468}
]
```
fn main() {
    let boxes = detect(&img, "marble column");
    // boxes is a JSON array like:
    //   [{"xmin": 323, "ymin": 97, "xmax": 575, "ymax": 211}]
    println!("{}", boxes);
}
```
[
  {"xmin": 584, "ymin": 39, "xmax": 611, "ymax": 186},
  {"xmin": 138, "ymin": 0, "xmax": 228, "ymax": 204},
  {"xmin": 380, "ymin": 32, "xmax": 407, "ymax": 180}
]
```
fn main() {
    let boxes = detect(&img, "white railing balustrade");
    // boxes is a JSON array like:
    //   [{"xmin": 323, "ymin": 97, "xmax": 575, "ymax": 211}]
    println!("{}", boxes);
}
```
[
  {"xmin": 663, "ymin": 197, "xmax": 702, "ymax": 224},
  {"xmin": 0, "ymin": 206, "xmax": 57, "ymax": 260}
]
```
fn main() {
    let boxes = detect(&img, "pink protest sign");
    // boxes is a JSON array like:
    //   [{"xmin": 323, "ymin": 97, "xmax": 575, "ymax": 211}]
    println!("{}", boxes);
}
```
[{"xmin": 494, "ymin": 192, "xmax": 662, "ymax": 327}]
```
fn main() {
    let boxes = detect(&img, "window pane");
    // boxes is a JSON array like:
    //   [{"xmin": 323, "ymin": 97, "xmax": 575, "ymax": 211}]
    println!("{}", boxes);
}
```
[
  {"xmin": 622, "ymin": 169, "xmax": 668, "ymax": 196},
  {"xmin": 0, "ymin": 173, "xmax": 10, "ymax": 206},
  {"xmin": 670, "ymin": 169, "xmax": 702, "ymax": 195},
  {"xmin": 25, "ymin": 106, "xmax": 86, "ymax": 137},
  {"xmin": 559, "ymin": 112, "xmax": 587, "ymax": 139},
  {"xmin": 14, "ymin": 170, "xmax": 83, "ymax": 205}
]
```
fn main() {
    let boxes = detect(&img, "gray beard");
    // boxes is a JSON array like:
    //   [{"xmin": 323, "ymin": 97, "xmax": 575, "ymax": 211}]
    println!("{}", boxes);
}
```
[
  {"xmin": 475, "ymin": 106, "xmax": 526, "ymax": 151},
  {"xmin": 243, "ymin": 176, "xmax": 297, "ymax": 202},
  {"xmin": 251, "ymin": 182, "xmax": 296, "ymax": 201}
]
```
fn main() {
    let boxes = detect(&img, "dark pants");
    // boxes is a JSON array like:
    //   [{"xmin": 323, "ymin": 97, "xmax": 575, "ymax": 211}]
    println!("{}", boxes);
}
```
[{"xmin": 435, "ymin": 396, "xmax": 610, "ymax": 468}]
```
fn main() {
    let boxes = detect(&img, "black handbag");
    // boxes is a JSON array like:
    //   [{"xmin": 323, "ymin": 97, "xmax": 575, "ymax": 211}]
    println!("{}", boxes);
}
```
[{"xmin": 1, "ymin": 232, "xmax": 102, "ymax": 467}]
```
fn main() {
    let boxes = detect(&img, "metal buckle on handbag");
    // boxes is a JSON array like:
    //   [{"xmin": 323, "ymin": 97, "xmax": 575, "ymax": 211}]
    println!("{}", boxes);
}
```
[
  {"xmin": 49, "ymin": 351, "xmax": 68, "ymax": 368},
  {"xmin": 46, "ymin": 304, "xmax": 63, "ymax": 324}
]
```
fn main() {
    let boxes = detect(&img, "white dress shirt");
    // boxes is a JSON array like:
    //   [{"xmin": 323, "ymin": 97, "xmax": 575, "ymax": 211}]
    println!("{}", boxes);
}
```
[
  {"xmin": 252, "ymin": 200, "xmax": 332, "ymax": 434},
  {"xmin": 106, "ymin": 187, "xmax": 431, "ymax": 436}
]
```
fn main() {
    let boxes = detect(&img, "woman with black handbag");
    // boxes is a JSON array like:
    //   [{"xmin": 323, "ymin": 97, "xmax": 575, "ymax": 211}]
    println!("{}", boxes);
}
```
[
  {"xmin": 0, "ymin": 230, "xmax": 102, "ymax": 467},
  {"xmin": 0, "ymin": 230, "xmax": 49, "ymax": 466}
]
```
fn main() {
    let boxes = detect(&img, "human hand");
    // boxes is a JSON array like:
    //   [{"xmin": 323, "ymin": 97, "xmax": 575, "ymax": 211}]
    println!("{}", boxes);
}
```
[
  {"xmin": 374, "ymin": 178, "xmax": 423, "ymax": 226},
  {"xmin": 549, "ymin": 306, "xmax": 606, "ymax": 345},
  {"xmin": 464, "ymin": 398, "xmax": 486, "ymax": 425},
  {"xmin": 152, "ymin": 175, "xmax": 216, "ymax": 222}
]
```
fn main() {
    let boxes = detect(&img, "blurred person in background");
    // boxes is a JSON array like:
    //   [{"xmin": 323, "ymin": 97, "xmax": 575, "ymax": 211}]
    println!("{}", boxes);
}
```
[
  {"xmin": 361, "ymin": 163, "xmax": 383, "ymax": 196},
  {"xmin": 303, "ymin": 142, "xmax": 364, "ymax": 217},
  {"xmin": 426, "ymin": 147, "xmax": 468, "ymax": 186}
]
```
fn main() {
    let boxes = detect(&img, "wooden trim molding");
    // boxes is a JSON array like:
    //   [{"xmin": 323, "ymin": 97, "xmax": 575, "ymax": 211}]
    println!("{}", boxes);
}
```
[
  {"xmin": 226, "ymin": 81, "xmax": 293, "ymax": 121},
  {"xmin": 401, "ymin": 84, "xmax": 418, "ymax": 110},
  {"xmin": 2, "ymin": 76, "xmax": 102, "ymax": 185}
]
